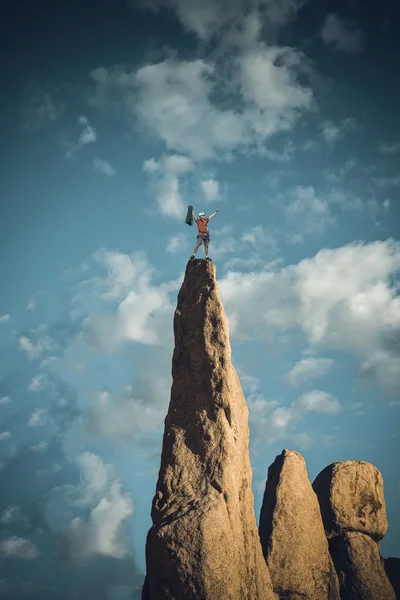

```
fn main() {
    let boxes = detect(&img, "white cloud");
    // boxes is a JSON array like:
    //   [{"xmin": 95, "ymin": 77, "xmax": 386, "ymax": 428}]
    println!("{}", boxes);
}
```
[
  {"xmin": 133, "ymin": 58, "xmax": 245, "ymax": 160},
  {"xmin": 321, "ymin": 120, "xmax": 341, "ymax": 144},
  {"xmin": 297, "ymin": 389, "xmax": 341, "ymax": 413},
  {"xmin": 321, "ymin": 13, "xmax": 364, "ymax": 54},
  {"xmin": 73, "ymin": 250, "xmax": 177, "ymax": 348},
  {"xmin": 166, "ymin": 234, "xmax": 186, "ymax": 253},
  {"xmin": 89, "ymin": 40, "xmax": 313, "ymax": 161},
  {"xmin": 235, "ymin": 44, "xmax": 313, "ymax": 140},
  {"xmin": 78, "ymin": 116, "xmax": 97, "ymax": 144},
  {"xmin": 87, "ymin": 390, "xmax": 165, "ymax": 441},
  {"xmin": 28, "ymin": 373, "xmax": 49, "ymax": 392},
  {"xmin": 65, "ymin": 116, "xmax": 97, "ymax": 159},
  {"xmin": 220, "ymin": 241, "xmax": 400, "ymax": 394},
  {"xmin": 47, "ymin": 452, "xmax": 133, "ymax": 563},
  {"xmin": 378, "ymin": 141, "xmax": 400, "ymax": 155},
  {"xmin": 0, "ymin": 431, "xmax": 11, "ymax": 442},
  {"xmin": 287, "ymin": 356, "xmax": 334, "ymax": 386},
  {"xmin": 29, "ymin": 441, "xmax": 49, "ymax": 453},
  {"xmin": 201, "ymin": 178, "xmax": 220, "ymax": 202},
  {"xmin": 28, "ymin": 408, "xmax": 47, "ymax": 427},
  {"xmin": 0, "ymin": 396, "xmax": 10, "ymax": 406},
  {"xmin": 19, "ymin": 335, "xmax": 55, "ymax": 360},
  {"xmin": 143, "ymin": 154, "xmax": 194, "ymax": 218},
  {"xmin": 93, "ymin": 158, "xmax": 116, "ymax": 177},
  {"xmin": 248, "ymin": 387, "xmax": 340, "ymax": 446},
  {"xmin": 0, "ymin": 314, "xmax": 10, "ymax": 324},
  {"xmin": 0, "ymin": 537, "xmax": 39, "ymax": 560}
]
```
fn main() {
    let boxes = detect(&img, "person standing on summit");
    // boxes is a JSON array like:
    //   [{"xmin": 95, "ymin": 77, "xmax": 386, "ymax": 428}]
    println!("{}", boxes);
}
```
[{"xmin": 190, "ymin": 208, "xmax": 219, "ymax": 260}]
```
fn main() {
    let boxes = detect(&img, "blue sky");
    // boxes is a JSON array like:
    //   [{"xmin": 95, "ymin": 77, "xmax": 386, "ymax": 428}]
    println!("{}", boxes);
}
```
[{"xmin": 1, "ymin": 0, "xmax": 400, "ymax": 598}]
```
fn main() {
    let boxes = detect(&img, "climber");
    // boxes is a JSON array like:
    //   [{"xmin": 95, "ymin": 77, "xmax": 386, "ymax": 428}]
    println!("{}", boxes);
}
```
[{"xmin": 190, "ymin": 208, "xmax": 219, "ymax": 260}]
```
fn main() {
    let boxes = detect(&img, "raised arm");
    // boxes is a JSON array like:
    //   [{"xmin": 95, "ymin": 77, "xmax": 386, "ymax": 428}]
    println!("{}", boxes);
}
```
[
  {"xmin": 192, "ymin": 207, "xmax": 196, "ymax": 220},
  {"xmin": 208, "ymin": 209, "xmax": 219, "ymax": 219}
]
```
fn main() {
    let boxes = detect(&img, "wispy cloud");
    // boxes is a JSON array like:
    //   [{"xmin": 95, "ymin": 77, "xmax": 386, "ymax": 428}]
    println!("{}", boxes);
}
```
[
  {"xmin": 93, "ymin": 158, "xmax": 116, "ymax": 177},
  {"xmin": 72, "ymin": 249, "xmax": 177, "ymax": 348},
  {"xmin": 21, "ymin": 80, "xmax": 65, "ymax": 132},
  {"xmin": 378, "ymin": 141, "xmax": 400, "ymax": 155},
  {"xmin": 321, "ymin": 13, "xmax": 365, "ymax": 54},
  {"xmin": 0, "ymin": 537, "xmax": 40, "ymax": 559},
  {"xmin": 248, "ymin": 387, "xmax": 341, "ymax": 446},
  {"xmin": 285, "ymin": 185, "xmax": 334, "ymax": 234},
  {"xmin": 28, "ymin": 408, "xmax": 47, "ymax": 427},
  {"xmin": 46, "ymin": 452, "xmax": 133, "ymax": 563},
  {"xmin": 201, "ymin": 178, "xmax": 220, "ymax": 202},
  {"xmin": 287, "ymin": 357, "xmax": 334, "ymax": 386},
  {"xmin": 64, "ymin": 116, "xmax": 97, "ymax": 159},
  {"xmin": 27, "ymin": 291, "xmax": 45, "ymax": 311},
  {"xmin": 28, "ymin": 373, "xmax": 50, "ymax": 392},
  {"xmin": 0, "ymin": 314, "xmax": 10, "ymax": 324},
  {"xmin": 89, "ymin": 20, "xmax": 313, "ymax": 161},
  {"xmin": 87, "ymin": 390, "xmax": 165, "ymax": 441},
  {"xmin": 19, "ymin": 335, "xmax": 55, "ymax": 361},
  {"xmin": 297, "ymin": 389, "xmax": 341, "ymax": 413},
  {"xmin": 321, "ymin": 117, "xmax": 356, "ymax": 145},
  {"xmin": 143, "ymin": 154, "xmax": 194, "ymax": 219},
  {"xmin": 166, "ymin": 234, "xmax": 186, "ymax": 253}
]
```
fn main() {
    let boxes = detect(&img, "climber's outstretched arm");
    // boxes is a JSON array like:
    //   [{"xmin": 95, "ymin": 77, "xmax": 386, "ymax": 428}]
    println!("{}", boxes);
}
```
[{"xmin": 209, "ymin": 209, "xmax": 219, "ymax": 219}]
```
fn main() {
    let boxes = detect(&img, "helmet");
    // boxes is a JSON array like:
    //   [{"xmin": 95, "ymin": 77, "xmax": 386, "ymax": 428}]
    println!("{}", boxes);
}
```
[{"xmin": 198, "ymin": 212, "xmax": 205, "ymax": 217}]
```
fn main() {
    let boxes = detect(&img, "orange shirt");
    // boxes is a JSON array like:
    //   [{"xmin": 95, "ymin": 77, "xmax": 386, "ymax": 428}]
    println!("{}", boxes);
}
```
[{"xmin": 195, "ymin": 217, "xmax": 209, "ymax": 233}]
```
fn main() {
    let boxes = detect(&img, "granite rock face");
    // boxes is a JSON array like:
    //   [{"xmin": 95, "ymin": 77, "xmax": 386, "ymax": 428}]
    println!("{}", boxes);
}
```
[
  {"xmin": 259, "ymin": 449, "xmax": 340, "ymax": 600},
  {"xmin": 312, "ymin": 460, "xmax": 387, "ymax": 540},
  {"xmin": 313, "ymin": 461, "xmax": 395, "ymax": 600},
  {"xmin": 329, "ymin": 532, "xmax": 395, "ymax": 600},
  {"xmin": 142, "ymin": 259, "xmax": 276, "ymax": 600}
]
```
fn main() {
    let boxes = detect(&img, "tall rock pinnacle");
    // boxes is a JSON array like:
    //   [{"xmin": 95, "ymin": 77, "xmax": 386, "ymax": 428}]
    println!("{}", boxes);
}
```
[
  {"xmin": 142, "ymin": 259, "xmax": 276, "ymax": 600},
  {"xmin": 259, "ymin": 449, "xmax": 340, "ymax": 600}
]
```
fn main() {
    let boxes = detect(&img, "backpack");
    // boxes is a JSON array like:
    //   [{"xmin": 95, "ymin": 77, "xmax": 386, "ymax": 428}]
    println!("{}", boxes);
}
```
[{"xmin": 185, "ymin": 205, "xmax": 193, "ymax": 226}]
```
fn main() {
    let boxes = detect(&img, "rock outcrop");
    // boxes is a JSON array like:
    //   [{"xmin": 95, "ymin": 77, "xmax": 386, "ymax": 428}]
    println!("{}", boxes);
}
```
[
  {"xmin": 385, "ymin": 558, "xmax": 400, "ymax": 600},
  {"xmin": 142, "ymin": 259, "xmax": 276, "ymax": 600},
  {"xmin": 313, "ymin": 461, "xmax": 395, "ymax": 600},
  {"xmin": 312, "ymin": 461, "xmax": 388, "ymax": 540},
  {"xmin": 259, "ymin": 449, "xmax": 340, "ymax": 600}
]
